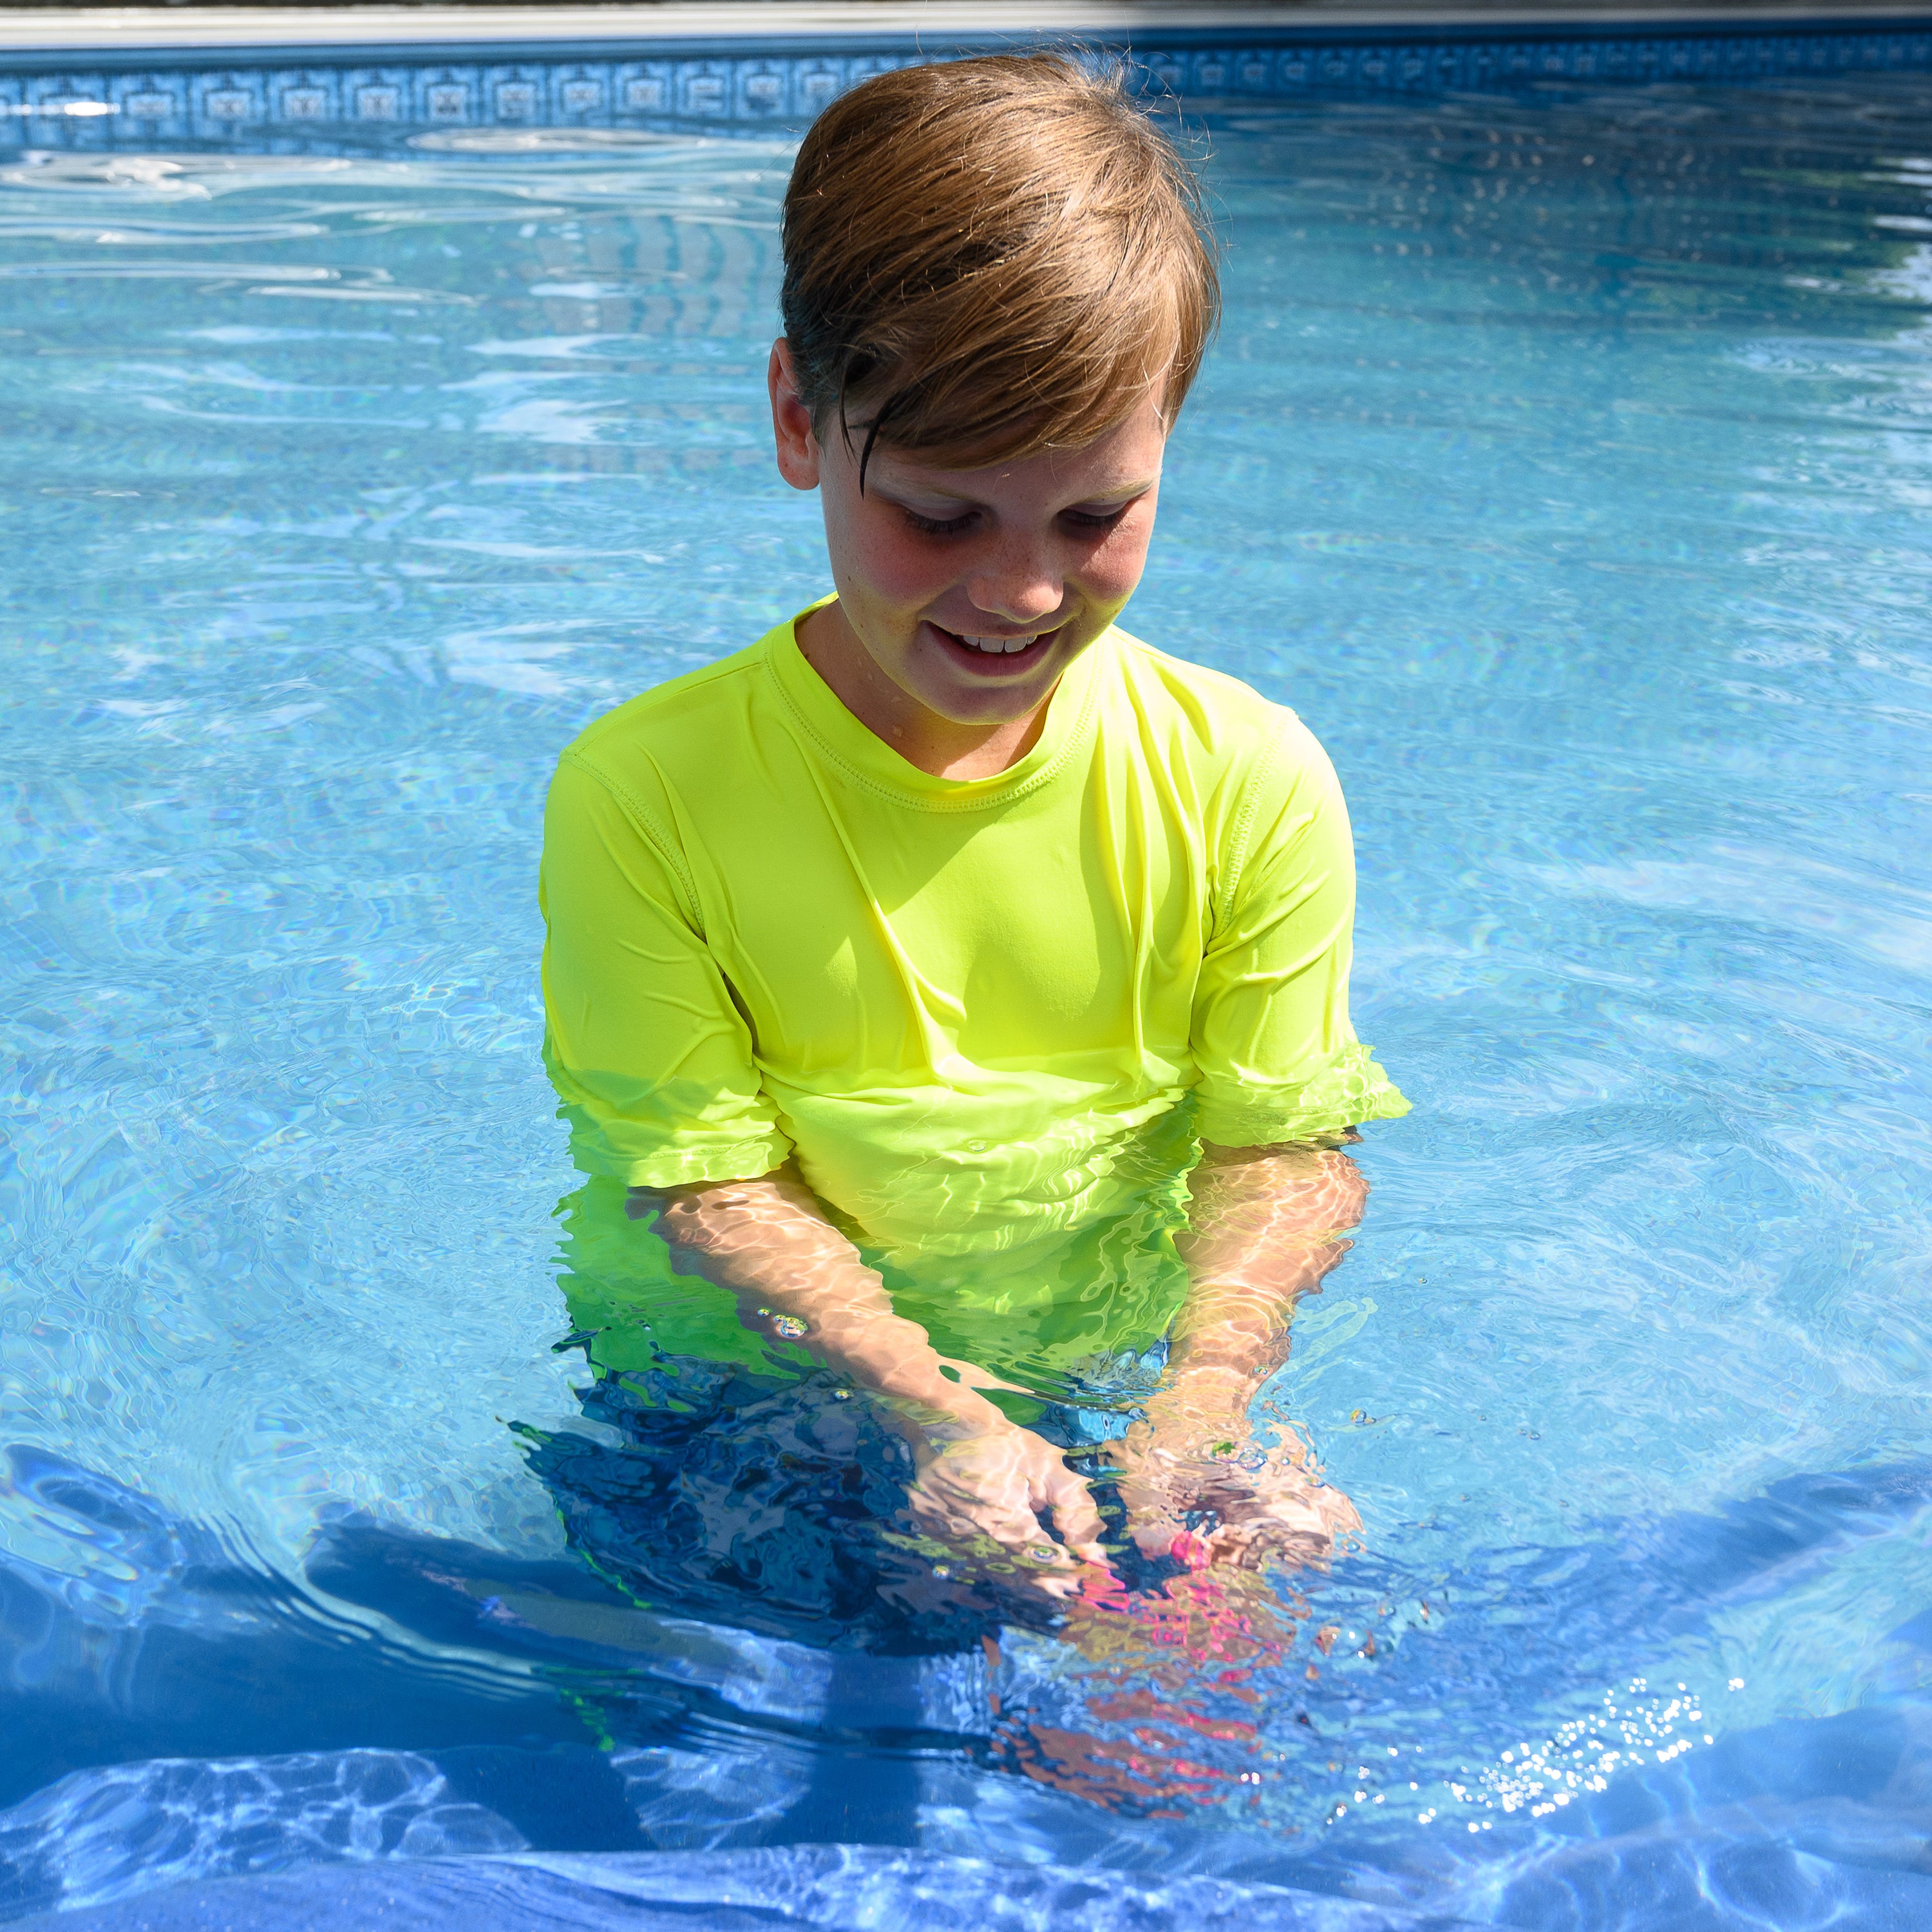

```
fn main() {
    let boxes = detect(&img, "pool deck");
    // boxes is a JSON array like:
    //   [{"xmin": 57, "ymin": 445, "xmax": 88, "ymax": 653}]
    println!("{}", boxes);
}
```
[{"xmin": 5, "ymin": 0, "xmax": 1930, "ymax": 55}]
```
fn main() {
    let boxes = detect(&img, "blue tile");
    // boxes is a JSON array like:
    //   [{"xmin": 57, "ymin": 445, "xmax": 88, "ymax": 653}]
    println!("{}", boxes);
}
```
[
  {"xmin": 484, "ymin": 63, "xmax": 547, "ymax": 122},
  {"xmin": 732, "ymin": 59, "xmax": 788, "ymax": 118},
  {"xmin": 194, "ymin": 70, "xmax": 267, "ymax": 126},
  {"xmin": 1139, "ymin": 50, "xmax": 1186, "ymax": 99},
  {"xmin": 416, "ymin": 66, "xmax": 477, "ymax": 124},
  {"xmin": 270, "ymin": 69, "xmax": 343, "ymax": 122},
  {"xmin": 21, "ymin": 72, "xmax": 116, "ymax": 149},
  {"xmin": 678, "ymin": 59, "xmax": 730, "ymax": 118},
  {"xmin": 4, "ymin": 26, "xmax": 1932, "ymax": 151},
  {"xmin": 111, "ymin": 72, "xmax": 181, "ymax": 126},
  {"xmin": 612, "ymin": 60, "xmax": 674, "ymax": 117},
  {"xmin": 1189, "ymin": 50, "xmax": 1233, "ymax": 93},
  {"xmin": 1315, "ymin": 46, "xmax": 1356, "ymax": 86},
  {"xmin": 337, "ymin": 65, "xmax": 410, "ymax": 124},
  {"xmin": 550, "ymin": 65, "xmax": 608, "ymax": 120},
  {"xmin": 1229, "ymin": 50, "xmax": 1272, "ymax": 95},
  {"xmin": 29, "ymin": 70, "xmax": 108, "ymax": 111},
  {"xmin": 1389, "ymin": 46, "xmax": 1427, "ymax": 90},
  {"xmin": 793, "ymin": 59, "xmax": 845, "ymax": 117}
]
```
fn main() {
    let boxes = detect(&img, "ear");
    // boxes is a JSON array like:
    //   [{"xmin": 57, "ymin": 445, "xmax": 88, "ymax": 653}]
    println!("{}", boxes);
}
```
[{"xmin": 768, "ymin": 339, "xmax": 821, "ymax": 491}]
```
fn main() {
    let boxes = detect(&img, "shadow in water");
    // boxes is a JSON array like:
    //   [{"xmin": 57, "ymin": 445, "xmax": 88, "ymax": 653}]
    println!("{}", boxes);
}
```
[
  {"xmin": 512, "ymin": 1354, "xmax": 1191, "ymax": 1661},
  {"xmin": 4, "ymin": 1445, "xmax": 1932, "ymax": 1927},
  {"xmin": 0, "ymin": 1448, "xmax": 592, "ymax": 1815}
]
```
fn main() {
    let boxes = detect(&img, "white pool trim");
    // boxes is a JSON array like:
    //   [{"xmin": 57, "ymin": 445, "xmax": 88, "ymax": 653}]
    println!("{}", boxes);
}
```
[{"xmin": 5, "ymin": 0, "xmax": 1931, "ymax": 55}]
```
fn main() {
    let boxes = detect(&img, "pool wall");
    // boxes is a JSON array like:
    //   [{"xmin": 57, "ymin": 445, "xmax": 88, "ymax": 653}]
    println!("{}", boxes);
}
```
[{"xmin": 3, "ymin": 3, "xmax": 1931, "ymax": 147}]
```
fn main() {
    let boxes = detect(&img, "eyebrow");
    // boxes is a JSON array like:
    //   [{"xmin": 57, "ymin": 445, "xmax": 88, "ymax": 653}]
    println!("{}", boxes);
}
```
[
  {"xmin": 1073, "ymin": 477, "xmax": 1160, "ymax": 506},
  {"xmin": 884, "ymin": 475, "xmax": 1159, "ymax": 511}
]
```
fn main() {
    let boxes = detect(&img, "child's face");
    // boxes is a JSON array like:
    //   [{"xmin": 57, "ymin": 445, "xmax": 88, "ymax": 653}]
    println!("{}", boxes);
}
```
[{"xmin": 770, "ymin": 343, "xmax": 1166, "ymax": 732}]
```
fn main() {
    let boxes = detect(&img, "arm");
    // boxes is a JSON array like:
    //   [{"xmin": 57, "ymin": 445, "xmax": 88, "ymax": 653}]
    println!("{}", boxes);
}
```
[
  {"xmin": 544, "ymin": 761, "xmax": 1104, "ymax": 1587},
  {"xmin": 1153, "ymin": 1137, "xmax": 1365, "ymax": 1452},
  {"xmin": 1108, "ymin": 1139, "xmax": 1367, "ymax": 1569},
  {"xmin": 1133, "ymin": 715, "xmax": 1405, "ymax": 1569},
  {"xmin": 545, "ymin": 762, "xmax": 1104, "ymax": 1587},
  {"xmin": 641, "ymin": 1168, "xmax": 1106, "ymax": 1585}
]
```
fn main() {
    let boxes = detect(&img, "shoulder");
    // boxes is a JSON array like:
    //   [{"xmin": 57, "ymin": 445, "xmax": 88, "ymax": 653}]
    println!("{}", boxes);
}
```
[
  {"xmin": 543, "ymin": 633, "xmax": 781, "ymax": 905},
  {"xmin": 1100, "ymin": 628, "xmax": 1335, "ymax": 794},
  {"xmin": 562, "ymin": 636, "xmax": 768, "ymax": 781},
  {"xmin": 548, "ymin": 623, "xmax": 790, "ymax": 835}
]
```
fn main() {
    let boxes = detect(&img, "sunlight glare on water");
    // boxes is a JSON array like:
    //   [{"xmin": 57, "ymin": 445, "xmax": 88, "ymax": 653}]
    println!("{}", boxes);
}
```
[{"xmin": 2, "ymin": 77, "xmax": 1931, "ymax": 1929}]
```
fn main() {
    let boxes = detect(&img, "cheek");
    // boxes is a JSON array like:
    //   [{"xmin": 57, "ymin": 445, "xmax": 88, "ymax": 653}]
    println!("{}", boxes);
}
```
[
  {"xmin": 837, "ymin": 502, "xmax": 953, "ymax": 613},
  {"xmin": 1079, "ymin": 519, "xmax": 1157, "ymax": 606}
]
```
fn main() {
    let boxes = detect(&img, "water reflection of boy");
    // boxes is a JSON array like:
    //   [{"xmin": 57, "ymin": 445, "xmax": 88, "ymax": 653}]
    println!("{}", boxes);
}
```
[{"xmin": 539, "ymin": 58, "xmax": 1407, "ymax": 1596}]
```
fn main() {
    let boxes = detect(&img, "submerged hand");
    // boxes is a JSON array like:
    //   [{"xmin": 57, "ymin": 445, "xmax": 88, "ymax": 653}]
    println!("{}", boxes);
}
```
[
  {"xmin": 1108, "ymin": 1383, "xmax": 1359, "ymax": 1573},
  {"xmin": 903, "ymin": 1416, "xmax": 1109, "ymax": 1596}
]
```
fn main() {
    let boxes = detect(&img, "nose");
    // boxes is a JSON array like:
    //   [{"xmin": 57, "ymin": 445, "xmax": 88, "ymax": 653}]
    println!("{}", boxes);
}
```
[{"xmin": 963, "ymin": 534, "xmax": 1065, "ymax": 628}]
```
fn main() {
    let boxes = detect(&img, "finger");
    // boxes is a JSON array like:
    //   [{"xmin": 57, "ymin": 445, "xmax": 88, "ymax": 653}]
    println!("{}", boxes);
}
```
[
  {"xmin": 1222, "ymin": 1486, "xmax": 1363, "ymax": 1569},
  {"xmin": 1211, "ymin": 1519, "xmax": 1327, "ymax": 1573},
  {"xmin": 1037, "ymin": 1466, "xmax": 1108, "ymax": 1562},
  {"xmin": 1101, "ymin": 1462, "xmax": 1163, "ymax": 1523},
  {"xmin": 904, "ymin": 1481, "xmax": 1034, "ymax": 1553},
  {"xmin": 1122, "ymin": 1492, "xmax": 1185, "ymax": 1557},
  {"xmin": 911, "ymin": 1475, "xmax": 1081, "ymax": 1571},
  {"xmin": 1320, "ymin": 1489, "xmax": 1364, "ymax": 1536},
  {"xmin": 1253, "ymin": 1457, "xmax": 1363, "ymax": 1538},
  {"xmin": 1238, "ymin": 1494, "xmax": 1338, "ymax": 1553}
]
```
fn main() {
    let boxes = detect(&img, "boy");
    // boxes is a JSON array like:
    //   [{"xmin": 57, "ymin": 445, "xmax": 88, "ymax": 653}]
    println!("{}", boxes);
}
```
[{"xmin": 540, "ymin": 54, "xmax": 1406, "ymax": 1612}]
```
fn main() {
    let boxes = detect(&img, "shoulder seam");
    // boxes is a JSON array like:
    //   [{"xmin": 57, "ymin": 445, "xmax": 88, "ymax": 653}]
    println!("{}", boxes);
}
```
[
  {"xmin": 558, "ymin": 746, "xmax": 703, "ymax": 931},
  {"xmin": 1218, "ymin": 714, "xmax": 1293, "ymax": 933},
  {"xmin": 567, "ymin": 644, "xmax": 767, "ymax": 743}
]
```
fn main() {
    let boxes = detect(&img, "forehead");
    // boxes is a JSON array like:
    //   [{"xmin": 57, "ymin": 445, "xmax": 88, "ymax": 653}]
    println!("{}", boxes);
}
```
[{"xmin": 866, "ymin": 392, "xmax": 1170, "ymax": 502}]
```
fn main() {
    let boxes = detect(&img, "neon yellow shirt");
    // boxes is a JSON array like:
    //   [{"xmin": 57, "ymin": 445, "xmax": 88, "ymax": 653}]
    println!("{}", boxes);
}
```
[{"xmin": 539, "ymin": 603, "xmax": 1406, "ymax": 1268}]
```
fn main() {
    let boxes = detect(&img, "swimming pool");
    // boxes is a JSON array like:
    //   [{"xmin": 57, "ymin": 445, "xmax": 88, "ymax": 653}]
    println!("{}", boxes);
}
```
[{"xmin": 2, "ymin": 64, "xmax": 1931, "ymax": 1931}]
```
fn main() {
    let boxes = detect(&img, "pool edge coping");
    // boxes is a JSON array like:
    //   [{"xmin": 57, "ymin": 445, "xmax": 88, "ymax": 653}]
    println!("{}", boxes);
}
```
[{"xmin": 7, "ymin": 0, "xmax": 1932, "ymax": 58}]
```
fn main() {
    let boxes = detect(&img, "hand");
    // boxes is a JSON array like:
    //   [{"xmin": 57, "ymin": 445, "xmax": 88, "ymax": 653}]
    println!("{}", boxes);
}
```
[
  {"xmin": 901, "ymin": 1413, "xmax": 1110, "ymax": 1597},
  {"xmin": 1106, "ymin": 1375, "xmax": 1360, "ymax": 1573}
]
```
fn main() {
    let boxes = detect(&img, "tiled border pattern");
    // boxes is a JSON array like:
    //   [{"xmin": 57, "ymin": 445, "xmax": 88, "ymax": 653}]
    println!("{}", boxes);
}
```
[
  {"xmin": 1142, "ymin": 24, "xmax": 1932, "ymax": 90},
  {"xmin": 1, "ymin": 24, "xmax": 1929, "ymax": 146},
  {"xmin": 0, "ymin": 53, "xmax": 907, "ymax": 137}
]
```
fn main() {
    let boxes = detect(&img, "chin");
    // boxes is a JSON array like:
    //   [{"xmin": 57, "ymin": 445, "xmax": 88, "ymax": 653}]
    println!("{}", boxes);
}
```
[
  {"xmin": 924, "ymin": 687, "xmax": 1049, "ymax": 727},
  {"xmin": 960, "ymin": 703, "xmax": 1050, "ymax": 730}
]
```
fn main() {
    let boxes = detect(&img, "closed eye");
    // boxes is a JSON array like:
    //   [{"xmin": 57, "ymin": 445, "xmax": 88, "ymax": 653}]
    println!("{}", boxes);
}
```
[
  {"xmin": 899, "ymin": 500, "xmax": 1137, "ymax": 538},
  {"xmin": 902, "ymin": 506, "xmax": 978, "ymax": 538},
  {"xmin": 1063, "ymin": 504, "xmax": 1133, "ymax": 533}
]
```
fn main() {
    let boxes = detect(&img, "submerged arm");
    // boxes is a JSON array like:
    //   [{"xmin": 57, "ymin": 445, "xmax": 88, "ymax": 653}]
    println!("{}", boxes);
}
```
[
  {"xmin": 1110, "ymin": 1140, "xmax": 1368, "ymax": 1566},
  {"xmin": 1160, "ymin": 1139, "xmax": 1366, "ymax": 1446},
  {"xmin": 637, "ymin": 1168, "xmax": 1105, "ymax": 1580},
  {"xmin": 647, "ymin": 1167, "xmax": 976, "ymax": 1409}
]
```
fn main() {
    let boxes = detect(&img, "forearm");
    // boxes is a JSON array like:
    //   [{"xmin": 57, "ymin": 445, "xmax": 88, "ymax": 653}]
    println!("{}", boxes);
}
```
[
  {"xmin": 638, "ymin": 1168, "xmax": 1003, "ymax": 1429},
  {"xmin": 643, "ymin": 1170, "xmax": 1105, "ymax": 1573},
  {"xmin": 1160, "ymin": 1141, "xmax": 1367, "ymax": 1430}
]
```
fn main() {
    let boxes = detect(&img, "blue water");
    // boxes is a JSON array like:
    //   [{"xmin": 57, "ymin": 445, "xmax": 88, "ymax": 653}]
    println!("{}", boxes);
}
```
[{"xmin": 3, "ymin": 75, "xmax": 1931, "ymax": 1930}]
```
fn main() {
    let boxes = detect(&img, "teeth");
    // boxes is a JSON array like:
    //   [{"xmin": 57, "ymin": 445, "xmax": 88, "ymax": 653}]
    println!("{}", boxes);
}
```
[{"xmin": 957, "ymin": 632, "xmax": 1040, "ymax": 655}]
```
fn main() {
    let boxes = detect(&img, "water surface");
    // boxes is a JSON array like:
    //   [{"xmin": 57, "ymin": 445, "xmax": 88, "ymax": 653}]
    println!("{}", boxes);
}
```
[{"xmin": 2, "ymin": 77, "xmax": 1931, "ymax": 1929}]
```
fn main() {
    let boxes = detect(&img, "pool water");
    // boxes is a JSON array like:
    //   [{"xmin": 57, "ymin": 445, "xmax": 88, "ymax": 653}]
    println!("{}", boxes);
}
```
[{"xmin": 3, "ymin": 72, "xmax": 1932, "ymax": 1931}]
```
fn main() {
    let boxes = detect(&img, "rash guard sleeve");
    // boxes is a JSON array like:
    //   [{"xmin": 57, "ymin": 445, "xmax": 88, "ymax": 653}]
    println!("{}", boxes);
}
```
[
  {"xmin": 1189, "ymin": 716, "xmax": 1410, "ymax": 1149},
  {"xmin": 539, "ymin": 749, "xmax": 791, "ymax": 1188}
]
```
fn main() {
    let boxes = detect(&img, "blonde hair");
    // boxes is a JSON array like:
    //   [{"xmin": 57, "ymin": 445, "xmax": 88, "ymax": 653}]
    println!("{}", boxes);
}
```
[{"xmin": 781, "ymin": 53, "xmax": 1218, "ymax": 480}]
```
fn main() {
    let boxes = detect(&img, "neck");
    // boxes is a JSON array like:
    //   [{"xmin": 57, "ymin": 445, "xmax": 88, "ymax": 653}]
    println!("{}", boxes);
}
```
[{"xmin": 796, "ymin": 602, "xmax": 1053, "ymax": 780}]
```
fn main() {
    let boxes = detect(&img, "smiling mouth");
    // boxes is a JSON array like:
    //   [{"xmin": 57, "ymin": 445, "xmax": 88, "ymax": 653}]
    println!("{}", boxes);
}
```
[
  {"xmin": 930, "ymin": 621, "xmax": 1061, "ymax": 666},
  {"xmin": 955, "ymin": 629, "xmax": 1042, "ymax": 655}
]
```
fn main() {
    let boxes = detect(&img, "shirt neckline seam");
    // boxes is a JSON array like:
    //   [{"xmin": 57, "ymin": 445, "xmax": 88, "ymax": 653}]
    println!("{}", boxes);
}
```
[{"xmin": 763, "ymin": 630, "xmax": 1104, "ymax": 813}]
